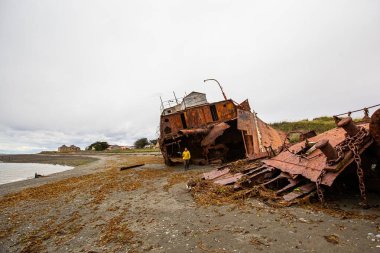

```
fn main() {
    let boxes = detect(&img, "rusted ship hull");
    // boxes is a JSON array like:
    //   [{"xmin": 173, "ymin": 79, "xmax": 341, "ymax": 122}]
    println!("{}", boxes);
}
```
[{"xmin": 159, "ymin": 96, "xmax": 284, "ymax": 166}]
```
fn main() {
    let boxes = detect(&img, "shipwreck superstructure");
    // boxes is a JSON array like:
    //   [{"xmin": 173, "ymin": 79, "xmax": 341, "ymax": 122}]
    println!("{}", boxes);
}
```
[{"xmin": 159, "ymin": 91, "xmax": 285, "ymax": 165}]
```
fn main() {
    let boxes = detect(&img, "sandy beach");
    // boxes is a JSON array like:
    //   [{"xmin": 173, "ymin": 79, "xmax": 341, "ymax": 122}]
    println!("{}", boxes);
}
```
[{"xmin": 0, "ymin": 153, "xmax": 379, "ymax": 253}]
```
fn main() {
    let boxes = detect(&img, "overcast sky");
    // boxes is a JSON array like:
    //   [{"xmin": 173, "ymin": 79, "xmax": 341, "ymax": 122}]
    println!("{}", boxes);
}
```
[{"xmin": 0, "ymin": 0, "xmax": 379, "ymax": 153}]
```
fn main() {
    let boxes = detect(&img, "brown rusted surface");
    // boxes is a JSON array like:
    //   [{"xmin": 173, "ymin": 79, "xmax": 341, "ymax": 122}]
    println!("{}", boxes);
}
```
[
  {"xmin": 178, "ymin": 128, "xmax": 210, "ymax": 136},
  {"xmin": 300, "ymin": 130, "xmax": 317, "ymax": 141},
  {"xmin": 161, "ymin": 113, "xmax": 184, "ymax": 136},
  {"xmin": 263, "ymin": 123, "xmax": 371, "ymax": 186},
  {"xmin": 237, "ymin": 109, "xmax": 284, "ymax": 158},
  {"xmin": 214, "ymin": 173, "xmax": 244, "ymax": 185},
  {"xmin": 159, "ymin": 92, "xmax": 285, "ymax": 165},
  {"xmin": 337, "ymin": 117, "xmax": 359, "ymax": 137},
  {"xmin": 315, "ymin": 139, "xmax": 338, "ymax": 161},
  {"xmin": 252, "ymin": 115, "xmax": 286, "ymax": 155},
  {"xmin": 189, "ymin": 108, "xmax": 380, "ymax": 205},
  {"xmin": 203, "ymin": 168, "xmax": 230, "ymax": 180},
  {"xmin": 201, "ymin": 123, "xmax": 230, "ymax": 147},
  {"xmin": 238, "ymin": 99, "xmax": 251, "ymax": 111},
  {"xmin": 237, "ymin": 109, "xmax": 254, "ymax": 135}
]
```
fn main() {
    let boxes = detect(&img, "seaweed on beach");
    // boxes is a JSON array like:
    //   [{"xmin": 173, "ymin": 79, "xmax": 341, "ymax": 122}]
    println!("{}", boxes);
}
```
[
  {"xmin": 163, "ymin": 171, "xmax": 199, "ymax": 191},
  {"xmin": 98, "ymin": 213, "xmax": 135, "ymax": 246},
  {"xmin": 189, "ymin": 178, "xmax": 251, "ymax": 206}
]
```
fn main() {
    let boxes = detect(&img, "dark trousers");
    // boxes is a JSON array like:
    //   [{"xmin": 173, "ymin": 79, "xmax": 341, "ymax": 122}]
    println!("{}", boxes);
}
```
[{"xmin": 184, "ymin": 159, "xmax": 190, "ymax": 170}]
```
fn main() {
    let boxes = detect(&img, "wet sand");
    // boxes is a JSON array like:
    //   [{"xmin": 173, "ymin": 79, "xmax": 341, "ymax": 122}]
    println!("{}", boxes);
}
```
[{"xmin": 0, "ymin": 154, "xmax": 379, "ymax": 253}]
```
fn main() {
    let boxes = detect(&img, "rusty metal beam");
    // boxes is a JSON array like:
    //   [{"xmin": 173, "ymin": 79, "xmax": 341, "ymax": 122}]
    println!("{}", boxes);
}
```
[{"xmin": 178, "ymin": 128, "xmax": 209, "ymax": 136}]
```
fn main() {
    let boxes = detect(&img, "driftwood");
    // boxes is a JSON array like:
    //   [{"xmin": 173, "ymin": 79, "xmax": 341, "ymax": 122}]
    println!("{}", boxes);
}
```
[{"xmin": 120, "ymin": 164, "xmax": 144, "ymax": 171}]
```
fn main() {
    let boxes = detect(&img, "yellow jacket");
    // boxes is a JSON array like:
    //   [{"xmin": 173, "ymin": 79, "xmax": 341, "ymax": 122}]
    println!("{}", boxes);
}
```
[{"xmin": 182, "ymin": 150, "xmax": 191, "ymax": 160}]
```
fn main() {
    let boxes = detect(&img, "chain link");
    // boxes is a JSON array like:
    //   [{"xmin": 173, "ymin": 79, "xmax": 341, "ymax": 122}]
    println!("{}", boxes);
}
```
[
  {"xmin": 316, "ymin": 170, "xmax": 327, "ymax": 204},
  {"xmin": 316, "ymin": 126, "xmax": 370, "ymax": 206}
]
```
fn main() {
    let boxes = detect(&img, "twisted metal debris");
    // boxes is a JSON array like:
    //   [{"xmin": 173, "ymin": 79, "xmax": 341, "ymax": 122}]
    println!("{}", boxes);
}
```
[{"xmin": 189, "ymin": 106, "xmax": 380, "ymax": 207}]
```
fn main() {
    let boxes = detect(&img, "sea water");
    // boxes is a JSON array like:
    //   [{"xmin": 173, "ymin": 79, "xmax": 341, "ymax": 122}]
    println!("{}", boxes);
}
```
[{"xmin": 0, "ymin": 163, "xmax": 73, "ymax": 185}]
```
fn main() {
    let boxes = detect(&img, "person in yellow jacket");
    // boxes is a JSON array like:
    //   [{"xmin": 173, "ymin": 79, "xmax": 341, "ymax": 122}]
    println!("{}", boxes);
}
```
[{"xmin": 182, "ymin": 147, "xmax": 191, "ymax": 170}]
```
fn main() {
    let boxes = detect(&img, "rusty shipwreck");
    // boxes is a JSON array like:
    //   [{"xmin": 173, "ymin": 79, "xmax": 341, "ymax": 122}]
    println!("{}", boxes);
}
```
[
  {"xmin": 189, "ymin": 106, "xmax": 380, "ymax": 207},
  {"xmin": 159, "ymin": 91, "xmax": 285, "ymax": 166}
]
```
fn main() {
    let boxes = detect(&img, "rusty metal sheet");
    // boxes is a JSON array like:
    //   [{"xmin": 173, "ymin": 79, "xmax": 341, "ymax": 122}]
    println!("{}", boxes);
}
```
[
  {"xmin": 215, "ymin": 100, "xmax": 236, "ymax": 121},
  {"xmin": 162, "ymin": 100, "xmax": 237, "ymax": 135},
  {"xmin": 263, "ymin": 123, "xmax": 370, "ymax": 186},
  {"xmin": 185, "ymin": 105, "xmax": 213, "ymax": 128},
  {"xmin": 214, "ymin": 173, "xmax": 244, "ymax": 185},
  {"xmin": 300, "ymin": 130, "xmax": 317, "ymax": 141},
  {"xmin": 237, "ymin": 109, "xmax": 254, "ymax": 135},
  {"xmin": 161, "ymin": 113, "xmax": 184, "ymax": 136},
  {"xmin": 238, "ymin": 99, "xmax": 251, "ymax": 111},
  {"xmin": 203, "ymin": 168, "xmax": 230, "ymax": 180},
  {"xmin": 282, "ymin": 183, "xmax": 315, "ymax": 201},
  {"xmin": 201, "ymin": 122, "xmax": 230, "ymax": 147},
  {"xmin": 253, "ymin": 116, "xmax": 286, "ymax": 153}
]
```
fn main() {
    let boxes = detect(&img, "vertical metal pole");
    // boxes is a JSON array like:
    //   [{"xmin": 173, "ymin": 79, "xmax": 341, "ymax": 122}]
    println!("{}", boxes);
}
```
[
  {"xmin": 241, "ymin": 130, "xmax": 248, "ymax": 158},
  {"xmin": 173, "ymin": 91, "xmax": 179, "ymax": 105}
]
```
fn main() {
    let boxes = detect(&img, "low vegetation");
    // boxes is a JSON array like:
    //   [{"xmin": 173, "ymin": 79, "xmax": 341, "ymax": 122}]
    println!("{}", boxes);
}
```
[
  {"xmin": 105, "ymin": 148, "xmax": 158, "ymax": 153},
  {"xmin": 134, "ymin": 138, "xmax": 149, "ymax": 149},
  {"xmin": 270, "ymin": 116, "xmax": 337, "ymax": 134},
  {"xmin": 86, "ymin": 141, "xmax": 110, "ymax": 151}
]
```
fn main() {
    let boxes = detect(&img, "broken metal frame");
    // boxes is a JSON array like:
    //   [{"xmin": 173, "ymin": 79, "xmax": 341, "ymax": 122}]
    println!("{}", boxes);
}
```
[{"xmin": 193, "ymin": 106, "xmax": 380, "ymax": 206}]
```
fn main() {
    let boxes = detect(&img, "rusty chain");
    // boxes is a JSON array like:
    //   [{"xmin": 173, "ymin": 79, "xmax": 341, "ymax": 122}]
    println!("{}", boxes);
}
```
[
  {"xmin": 316, "ymin": 126, "xmax": 369, "ymax": 206},
  {"xmin": 316, "ymin": 170, "xmax": 327, "ymax": 204},
  {"xmin": 348, "ymin": 130, "xmax": 369, "ymax": 207}
]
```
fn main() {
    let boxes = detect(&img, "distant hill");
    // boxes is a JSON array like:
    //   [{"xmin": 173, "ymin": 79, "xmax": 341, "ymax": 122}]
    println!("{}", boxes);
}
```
[{"xmin": 270, "ymin": 116, "xmax": 337, "ymax": 134}]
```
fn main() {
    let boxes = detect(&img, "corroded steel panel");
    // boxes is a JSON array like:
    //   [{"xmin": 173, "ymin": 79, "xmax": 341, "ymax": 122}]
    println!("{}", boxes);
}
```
[
  {"xmin": 215, "ymin": 101, "xmax": 236, "ymax": 121},
  {"xmin": 203, "ymin": 168, "xmax": 230, "ymax": 180},
  {"xmin": 263, "ymin": 123, "xmax": 370, "ymax": 186},
  {"xmin": 201, "ymin": 122, "xmax": 230, "ymax": 147},
  {"xmin": 237, "ymin": 109, "xmax": 254, "ymax": 135},
  {"xmin": 185, "ymin": 105, "xmax": 213, "ymax": 128},
  {"xmin": 214, "ymin": 173, "xmax": 244, "ymax": 185},
  {"xmin": 161, "ymin": 100, "xmax": 237, "ymax": 137},
  {"xmin": 237, "ymin": 109, "xmax": 285, "ymax": 158},
  {"xmin": 239, "ymin": 99, "xmax": 251, "ymax": 111},
  {"xmin": 254, "ymin": 116, "xmax": 286, "ymax": 151},
  {"xmin": 161, "ymin": 113, "xmax": 183, "ymax": 136}
]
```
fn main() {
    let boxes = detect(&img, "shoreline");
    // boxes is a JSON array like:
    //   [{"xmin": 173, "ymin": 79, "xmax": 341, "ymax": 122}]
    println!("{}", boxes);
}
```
[
  {"xmin": 0, "ymin": 155, "xmax": 108, "ymax": 196},
  {"xmin": 0, "ymin": 154, "xmax": 379, "ymax": 253},
  {"xmin": 0, "ymin": 162, "xmax": 75, "ymax": 186},
  {"xmin": 0, "ymin": 153, "xmax": 162, "ymax": 196}
]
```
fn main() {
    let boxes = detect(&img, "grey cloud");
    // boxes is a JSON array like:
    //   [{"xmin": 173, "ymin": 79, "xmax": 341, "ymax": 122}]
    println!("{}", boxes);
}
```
[{"xmin": 0, "ymin": 0, "xmax": 379, "ymax": 153}]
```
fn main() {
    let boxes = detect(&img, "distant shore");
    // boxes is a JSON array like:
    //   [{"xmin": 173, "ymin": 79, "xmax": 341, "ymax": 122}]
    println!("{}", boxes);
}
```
[
  {"xmin": 0, "ymin": 151, "xmax": 162, "ymax": 167},
  {"xmin": 0, "ymin": 154, "xmax": 98, "ymax": 167}
]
